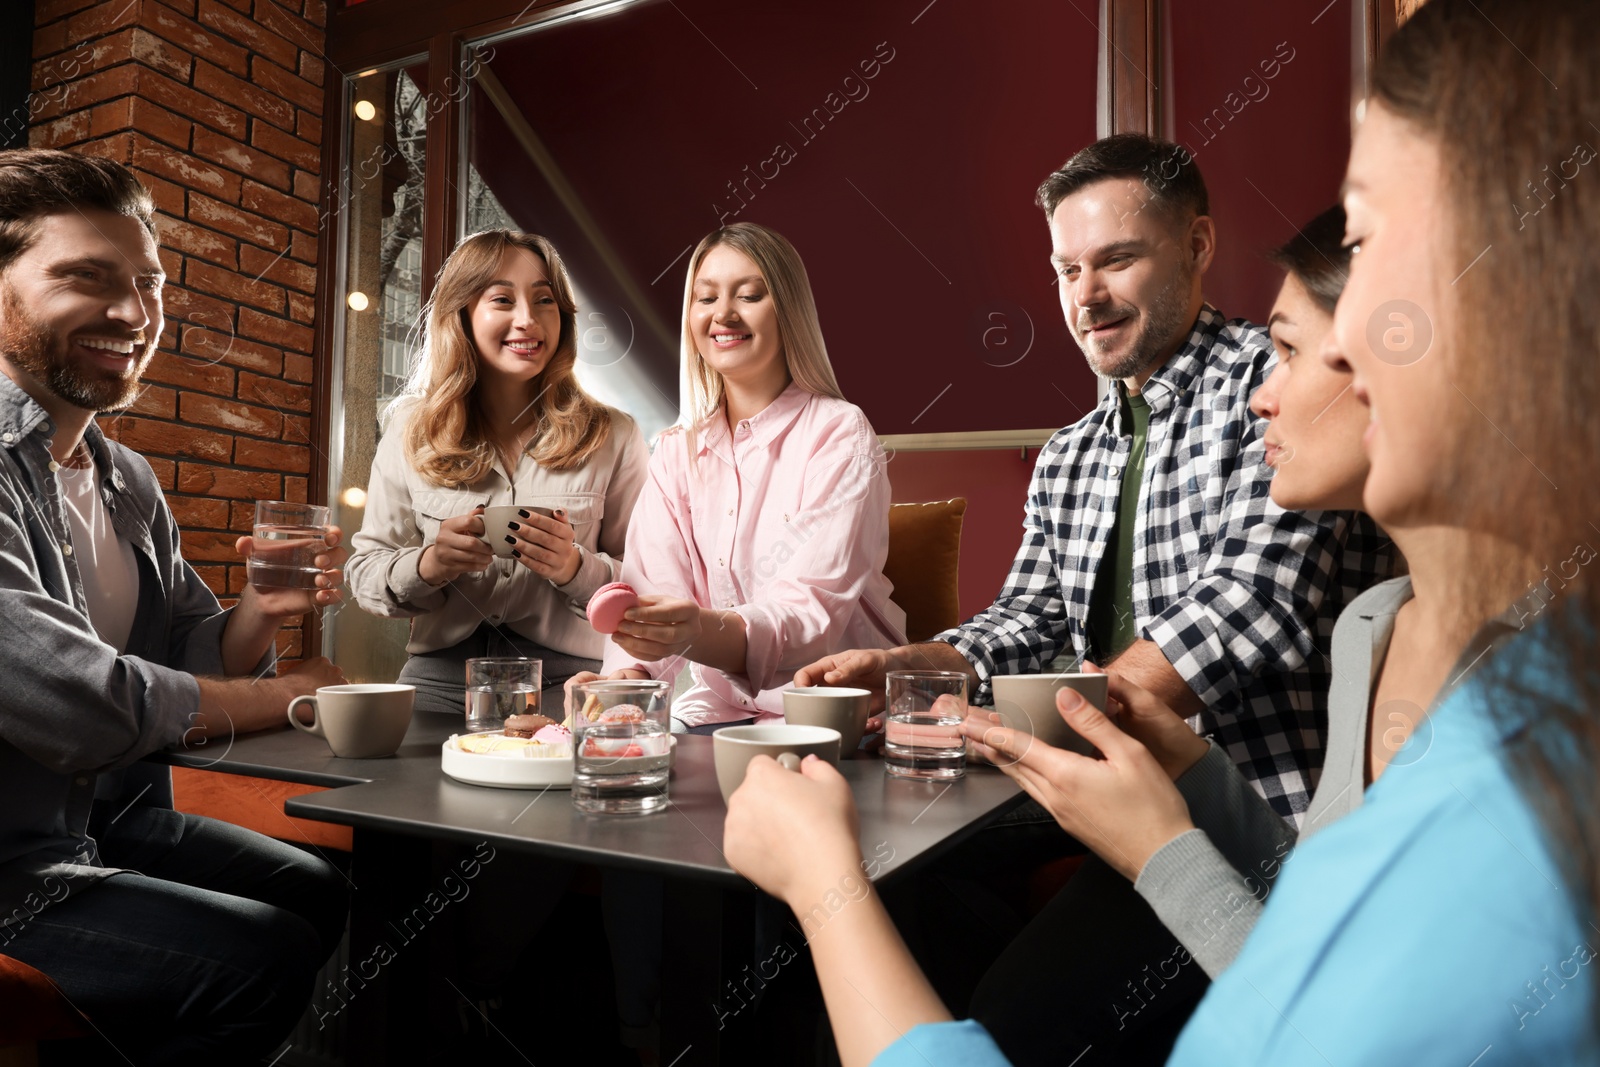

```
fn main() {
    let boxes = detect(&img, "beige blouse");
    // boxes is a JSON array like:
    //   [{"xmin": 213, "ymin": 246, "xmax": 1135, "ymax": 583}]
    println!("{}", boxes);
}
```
[{"xmin": 345, "ymin": 400, "xmax": 650, "ymax": 657}]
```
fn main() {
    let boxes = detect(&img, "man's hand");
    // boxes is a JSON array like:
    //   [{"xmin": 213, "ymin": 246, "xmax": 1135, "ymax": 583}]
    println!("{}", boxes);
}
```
[
  {"xmin": 502, "ymin": 507, "xmax": 581, "ymax": 585},
  {"xmin": 962, "ymin": 685, "xmax": 1195, "ymax": 882},
  {"xmin": 225, "ymin": 529, "xmax": 347, "ymax": 676},
  {"xmin": 193, "ymin": 656, "xmax": 348, "ymax": 738},
  {"xmin": 280, "ymin": 655, "xmax": 347, "ymax": 695},
  {"xmin": 794, "ymin": 648, "xmax": 896, "ymax": 713},
  {"xmin": 417, "ymin": 507, "xmax": 495, "ymax": 586},
  {"xmin": 795, "ymin": 643, "xmax": 977, "ymax": 731},
  {"xmin": 278, "ymin": 657, "xmax": 350, "ymax": 725},
  {"xmin": 234, "ymin": 525, "xmax": 347, "ymax": 618}
]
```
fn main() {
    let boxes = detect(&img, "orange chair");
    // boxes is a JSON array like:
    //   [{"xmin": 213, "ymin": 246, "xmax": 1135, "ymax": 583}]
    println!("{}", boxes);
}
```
[
  {"xmin": 0, "ymin": 953, "xmax": 90, "ymax": 1063},
  {"xmin": 885, "ymin": 498, "xmax": 968, "ymax": 642}
]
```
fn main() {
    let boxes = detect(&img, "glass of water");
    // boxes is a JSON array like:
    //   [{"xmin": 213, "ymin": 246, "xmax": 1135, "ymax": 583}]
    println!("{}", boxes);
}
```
[
  {"xmin": 884, "ymin": 671, "xmax": 968, "ymax": 781},
  {"xmin": 464, "ymin": 657, "xmax": 541, "ymax": 733},
  {"xmin": 568, "ymin": 679, "xmax": 671, "ymax": 814},
  {"xmin": 249, "ymin": 500, "xmax": 332, "ymax": 589}
]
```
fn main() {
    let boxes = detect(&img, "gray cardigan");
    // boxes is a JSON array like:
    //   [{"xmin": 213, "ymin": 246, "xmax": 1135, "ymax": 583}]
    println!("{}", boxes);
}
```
[{"xmin": 1133, "ymin": 576, "xmax": 1415, "ymax": 976}]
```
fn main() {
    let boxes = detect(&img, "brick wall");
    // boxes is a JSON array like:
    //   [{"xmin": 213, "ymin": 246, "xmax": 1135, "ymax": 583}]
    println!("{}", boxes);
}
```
[{"xmin": 29, "ymin": 0, "xmax": 329, "ymax": 659}]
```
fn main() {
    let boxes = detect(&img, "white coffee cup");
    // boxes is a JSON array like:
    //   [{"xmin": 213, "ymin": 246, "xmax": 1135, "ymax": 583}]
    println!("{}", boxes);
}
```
[
  {"xmin": 288, "ymin": 684, "xmax": 414, "ymax": 758},
  {"xmin": 990, "ymin": 673, "xmax": 1110, "ymax": 756},
  {"xmin": 480, "ymin": 505, "xmax": 555, "ymax": 558},
  {"xmin": 712, "ymin": 724, "xmax": 841, "ymax": 802},
  {"xmin": 782, "ymin": 686, "xmax": 871, "ymax": 754}
]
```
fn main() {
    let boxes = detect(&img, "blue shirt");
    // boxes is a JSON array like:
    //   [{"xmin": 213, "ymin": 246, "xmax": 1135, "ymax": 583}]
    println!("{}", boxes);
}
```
[
  {"xmin": 872, "ymin": 619, "xmax": 1598, "ymax": 1067},
  {"xmin": 1169, "ymin": 619, "xmax": 1596, "ymax": 1065}
]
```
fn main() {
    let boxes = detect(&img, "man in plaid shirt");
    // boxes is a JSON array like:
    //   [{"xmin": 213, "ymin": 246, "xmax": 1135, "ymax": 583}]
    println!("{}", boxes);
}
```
[{"xmin": 800, "ymin": 135, "xmax": 1389, "ymax": 823}]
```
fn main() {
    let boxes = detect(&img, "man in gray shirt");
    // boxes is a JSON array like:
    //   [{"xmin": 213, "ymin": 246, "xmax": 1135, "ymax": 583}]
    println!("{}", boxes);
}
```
[{"xmin": 0, "ymin": 148, "xmax": 349, "ymax": 1062}]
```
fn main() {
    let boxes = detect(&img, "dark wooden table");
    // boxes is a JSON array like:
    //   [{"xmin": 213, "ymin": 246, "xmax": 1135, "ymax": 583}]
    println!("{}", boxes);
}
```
[{"xmin": 163, "ymin": 712, "xmax": 1025, "ymax": 1064}]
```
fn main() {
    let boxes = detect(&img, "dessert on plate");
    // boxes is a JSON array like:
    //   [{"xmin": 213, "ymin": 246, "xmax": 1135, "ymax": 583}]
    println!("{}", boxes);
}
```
[{"xmin": 452, "ymin": 713, "xmax": 573, "ymax": 758}]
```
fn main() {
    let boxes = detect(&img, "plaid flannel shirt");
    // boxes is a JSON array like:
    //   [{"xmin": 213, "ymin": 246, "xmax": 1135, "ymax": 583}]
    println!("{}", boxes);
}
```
[{"xmin": 938, "ymin": 306, "xmax": 1393, "ymax": 823}]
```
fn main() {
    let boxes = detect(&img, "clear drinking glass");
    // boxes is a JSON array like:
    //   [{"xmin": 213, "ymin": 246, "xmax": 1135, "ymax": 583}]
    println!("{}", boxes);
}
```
[
  {"xmin": 568, "ymin": 679, "xmax": 672, "ymax": 814},
  {"xmin": 884, "ymin": 670, "xmax": 968, "ymax": 780},
  {"xmin": 464, "ymin": 657, "xmax": 541, "ymax": 733},
  {"xmin": 249, "ymin": 500, "xmax": 332, "ymax": 589}
]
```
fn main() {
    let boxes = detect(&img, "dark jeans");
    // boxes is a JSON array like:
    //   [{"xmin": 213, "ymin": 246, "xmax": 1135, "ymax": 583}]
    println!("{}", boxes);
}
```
[
  {"xmin": 398, "ymin": 623, "xmax": 599, "ymax": 720},
  {"xmin": 969, "ymin": 855, "xmax": 1209, "ymax": 1066},
  {"xmin": 5, "ymin": 804, "xmax": 347, "ymax": 1066}
]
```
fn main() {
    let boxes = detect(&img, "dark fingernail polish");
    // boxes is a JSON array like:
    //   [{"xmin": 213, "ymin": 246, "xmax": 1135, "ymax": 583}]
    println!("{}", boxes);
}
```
[
  {"xmin": 518, "ymin": 509, "xmax": 530, "ymax": 518},
  {"xmin": 504, "ymin": 535, "xmax": 516, "ymax": 544},
  {"xmin": 508, "ymin": 521, "xmax": 520, "ymax": 530},
  {"xmin": 512, "ymin": 549, "xmax": 521, "ymax": 558}
]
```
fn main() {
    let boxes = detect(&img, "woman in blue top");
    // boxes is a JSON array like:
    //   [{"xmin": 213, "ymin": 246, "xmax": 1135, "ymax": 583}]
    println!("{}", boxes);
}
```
[{"xmin": 723, "ymin": 1, "xmax": 1600, "ymax": 1063}]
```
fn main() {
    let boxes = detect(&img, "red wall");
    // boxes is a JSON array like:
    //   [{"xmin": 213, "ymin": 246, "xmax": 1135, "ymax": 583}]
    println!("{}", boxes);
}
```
[
  {"xmin": 1167, "ymin": 0, "xmax": 1354, "ymax": 324},
  {"xmin": 467, "ymin": 0, "xmax": 1103, "ymax": 437}
]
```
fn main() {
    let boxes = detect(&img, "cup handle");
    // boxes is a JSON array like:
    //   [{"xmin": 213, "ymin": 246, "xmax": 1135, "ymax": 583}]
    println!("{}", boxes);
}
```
[
  {"xmin": 288, "ymin": 695, "xmax": 323, "ymax": 738},
  {"xmin": 776, "ymin": 752, "xmax": 802, "ymax": 772}
]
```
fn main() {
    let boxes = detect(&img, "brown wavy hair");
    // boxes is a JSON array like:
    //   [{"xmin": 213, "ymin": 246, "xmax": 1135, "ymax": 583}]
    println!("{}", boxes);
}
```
[
  {"xmin": 401, "ymin": 230, "xmax": 611, "ymax": 486},
  {"xmin": 1376, "ymin": 0, "xmax": 1599, "ymax": 1033}
]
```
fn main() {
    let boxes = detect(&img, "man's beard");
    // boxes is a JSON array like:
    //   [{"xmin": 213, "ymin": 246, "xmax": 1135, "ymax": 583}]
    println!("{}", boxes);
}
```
[
  {"xmin": 1072, "ymin": 261, "xmax": 1194, "ymax": 381},
  {"xmin": 0, "ymin": 285, "xmax": 154, "ymax": 412}
]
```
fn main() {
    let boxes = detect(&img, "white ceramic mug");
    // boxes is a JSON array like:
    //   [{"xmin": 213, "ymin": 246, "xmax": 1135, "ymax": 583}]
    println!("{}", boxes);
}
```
[
  {"xmin": 782, "ymin": 686, "xmax": 871, "ymax": 754},
  {"xmin": 288, "ymin": 684, "xmax": 414, "ymax": 758},
  {"xmin": 990, "ymin": 673, "xmax": 1110, "ymax": 756},
  {"xmin": 712, "ymin": 724, "xmax": 841, "ymax": 802},
  {"xmin": 480, "ymin": 505, "xmax": 555, "ymax": 558}
]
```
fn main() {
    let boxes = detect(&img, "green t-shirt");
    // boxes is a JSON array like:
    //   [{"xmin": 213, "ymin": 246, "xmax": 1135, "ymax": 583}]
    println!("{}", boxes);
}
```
[{"xmin": 1087, "ymin": 388, "xmax": 1150, "ymax": 661}]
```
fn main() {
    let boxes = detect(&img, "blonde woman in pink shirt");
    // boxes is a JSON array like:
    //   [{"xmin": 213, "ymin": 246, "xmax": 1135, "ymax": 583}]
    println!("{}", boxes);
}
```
[{"xmin": 575, "ymin": 221, "xmax": 906, "ymax": 734}]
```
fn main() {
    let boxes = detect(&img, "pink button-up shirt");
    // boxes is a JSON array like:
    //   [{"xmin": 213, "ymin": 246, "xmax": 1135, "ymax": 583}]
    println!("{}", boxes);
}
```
[{"xmin": 601, "ymin": 384, "xmax": 906, "ymax": 727}]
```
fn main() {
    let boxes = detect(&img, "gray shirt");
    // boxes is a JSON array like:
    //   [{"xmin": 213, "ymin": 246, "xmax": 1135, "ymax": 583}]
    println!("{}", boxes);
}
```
[
  {"xmin": 0, "ymin": 374, "xmax": 257, "ymax": 928},
  {"xmin": 1134, "ymin": 576, "xmax": 1416, "ymax": 976}
]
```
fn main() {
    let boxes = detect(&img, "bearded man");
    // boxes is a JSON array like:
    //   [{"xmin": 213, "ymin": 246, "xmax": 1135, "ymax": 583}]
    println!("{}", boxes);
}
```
[{"xmin": 0, "ymin": 148, "xmax": 350, "ymax": 1064}]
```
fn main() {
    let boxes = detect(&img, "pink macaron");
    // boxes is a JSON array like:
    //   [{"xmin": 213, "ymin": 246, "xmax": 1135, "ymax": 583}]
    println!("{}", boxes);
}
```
[{"xmin": 587, "ymin": 581, "xmax": 640, "ymax": 634}]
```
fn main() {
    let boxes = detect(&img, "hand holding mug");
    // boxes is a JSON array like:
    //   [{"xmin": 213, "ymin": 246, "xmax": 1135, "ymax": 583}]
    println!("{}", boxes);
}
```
[
  {"xmin": 725, "ymin": 753, "xmax": 862, "ymax": 910},
  {"xmin": 1093, "ymin": 665, "xmax": 1211, "ymax": 781},
  {"xmin": 419, "ymin": 507, "xmax": 495, "ymax": 585},
  {"xmin": 962, "ymin": 686, "xmax": 1195, "ymax": 881},
  {"xmin": 503, "ymin": 507, "xmax": 581, "ymax": 584}
]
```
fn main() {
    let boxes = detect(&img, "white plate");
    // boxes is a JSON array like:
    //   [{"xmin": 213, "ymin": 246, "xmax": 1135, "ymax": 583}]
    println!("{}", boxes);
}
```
[{"xmin": 440, "ymin": 735, "xmax": 676, "ymax": 790}]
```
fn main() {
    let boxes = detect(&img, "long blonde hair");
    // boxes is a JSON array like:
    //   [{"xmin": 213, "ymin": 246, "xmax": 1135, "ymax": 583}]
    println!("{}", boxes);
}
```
[
  {"xmin": 402, "ymin": 230, "xmax": 611, "ymax": 486},
  {"xmin": 679, "ymin": 222, "xmax": 845, "ymax": 430}
]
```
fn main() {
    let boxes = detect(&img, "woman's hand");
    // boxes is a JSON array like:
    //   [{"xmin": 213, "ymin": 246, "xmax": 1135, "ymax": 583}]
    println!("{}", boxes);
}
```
[
  {"xmin": 503, "ymin": 507, "xmax": 582, "ymax": 585},
  {"xmin": 561, "ymin": 668, "xmax": 650, "ymax": 718},
  {"xmin": 610, "ymin": 595, "xmax": 705, "ymax": 663},
  {"xmin": 417, "ymin": 507, "xmax": 494, "ymax": 586},
  {"xmin": 962, "ymin": 686, "xmax": 1196, "ymax": 882},
  {"xmin": 1091, "ymin": 664, "xmax": 1211, "ymax": 781},
  {"xmin": 235, "ymin": 525, "xmax": 347, "ymax": 619},
  {"xmin": 725, "ymin": 754, "xmax": 864, "ymax": 911}
]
